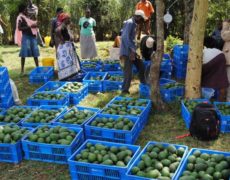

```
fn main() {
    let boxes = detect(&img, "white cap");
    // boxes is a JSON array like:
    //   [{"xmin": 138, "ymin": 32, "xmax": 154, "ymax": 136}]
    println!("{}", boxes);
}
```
[
  {"xmin": 146, "ymin": 37, "xmax": 154, "ymax": 48},
  {"xmin": 135, "ymin": 10, "xmax": 147, "ymax": 20}
]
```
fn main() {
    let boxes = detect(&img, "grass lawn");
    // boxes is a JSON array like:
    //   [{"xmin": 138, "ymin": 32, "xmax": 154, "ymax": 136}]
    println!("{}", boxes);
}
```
[{"xmin": 0, "ymin": 42, "xmax": 230, "ymax": 180}]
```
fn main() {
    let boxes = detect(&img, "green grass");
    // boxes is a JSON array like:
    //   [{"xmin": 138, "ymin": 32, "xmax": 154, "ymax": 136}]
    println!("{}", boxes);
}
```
[{"xmin": 0, "ymin": 42, "xmax": 230, "ymax": 179}]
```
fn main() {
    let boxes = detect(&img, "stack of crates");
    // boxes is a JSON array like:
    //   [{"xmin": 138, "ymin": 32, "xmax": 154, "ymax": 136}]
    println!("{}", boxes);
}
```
[
  {"xmin": 173, "ymin": 45, "xmax": 189, "ymax": 79},
  {"xmin": 0, "ymin": 67, "xmax": 14, "ymax": 108},
  {"xmin": 160, "ymin": 54, "xmax": 173, "ymax": 79}
]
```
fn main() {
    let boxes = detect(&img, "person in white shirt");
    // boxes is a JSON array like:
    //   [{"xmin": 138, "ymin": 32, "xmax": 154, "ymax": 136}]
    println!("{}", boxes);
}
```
[{"xmin": 202, "ymin": 37, "xmax": 229, "ymax": 101}]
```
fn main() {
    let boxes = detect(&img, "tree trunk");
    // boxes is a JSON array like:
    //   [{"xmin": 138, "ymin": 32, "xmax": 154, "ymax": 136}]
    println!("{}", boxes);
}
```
[
  {"xmin": 183, "ymin": 0, "xmax": 194, "ymax": 44},
  {"xmin": 150, "ymin": 0, "xmax": 165, "ymax": 111},
  {"xmin": 185, "ymin": 0, "xmax": 209, "ymax": 99}
]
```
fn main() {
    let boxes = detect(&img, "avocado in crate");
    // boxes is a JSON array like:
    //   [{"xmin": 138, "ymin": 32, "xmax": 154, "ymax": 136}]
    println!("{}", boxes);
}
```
[
  {"xmin": 0, "ymin": 125, "xmax": 31, "ymax": 144},
  {"xmin": 57, "ymin": 107, "xmax": 96, "ymax": 125},
  {"xmin": 23, "ymin": 108, "xmax": 63, "ymax": 126},
  {"xmin": 32, "ymin": 93, "xmax": 66, "ymax": 100},
  {"xmin": 183, "ymin": 100, "xmax": 204, "ymax": 113},
  {"xmin": 89, "ymin": 74, "xmax": 104, "ymax": 80},
  {"xmin": 90, "ymin": 116, "xmax": 134, "ymax": 130},
  {"xmin": 177, "ymin": 149, "xmax": 230, "ymax": 180},
  {"xmin": 35, "ymin": 81, "xmax": 65, "ymax": 92},
  {"xmin": 0, "ymin": 124, "xmax": 32, "ymax": 163},
  {"xmin": 127, "ymin": 142, "xmax": 188, "ymax": 180},
  {"xmin": 27, "ymin": 126, "xmax": 77, "ymax": 145},
  {"xmin": 102, "ymin": 105, "xmax": 143, "ymax": 116},
  {"xmin": 59, "ymin": 82, "xmax": 84, "ymax": 93},
  {"xmin": 111, "ymin": 98, "xmax": 149, "ymax": 107},
  {"xmin": 106, "ymin": 74, "xmax": 123, "ymax": 81},
  {"xmin": 216, "ymin": 104, "xmax": 230, "ymax": 115},
  {"xmin": 161, "ymin": 82, "xmax": 184, "ymax": 89},
  {"xmin": 0, "ymin": 106, "xmax": 35, "ymax": 124}
]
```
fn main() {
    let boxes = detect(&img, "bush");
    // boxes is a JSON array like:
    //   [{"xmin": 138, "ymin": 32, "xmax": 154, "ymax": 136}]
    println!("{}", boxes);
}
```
[{"xmin": 165, "ymin": 35, "xmax": 183, "ymax": 54}]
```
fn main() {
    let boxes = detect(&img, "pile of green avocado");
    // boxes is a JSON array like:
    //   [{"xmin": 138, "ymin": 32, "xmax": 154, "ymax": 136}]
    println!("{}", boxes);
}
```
[
  {"xmin": 59, "ymin": 82, "xmax": 83, "ymax": 93},
  {"xmin": 216, "ymin": 104, "xmax": 230, "ymax": 116},
  {"xmin": 27, "ymin": 126, "xmax": 77, "ymax": 145},
  {"xmin": 82, "ymin": 63, "xmax": 97, "ymax": 69},
  {"xmin": 184, "ymin": 100, "xmax": 206, "ymax": 113},
  {"xmin": 89, "ymin": 75, "xmax": 103, "ymax": 81},
  {"xmin": 75, "ymin": 143, "xmax": 134, "ymax": 166},
  {"xmin": 130, "ymin": 144, "xmax": 185, "ymax": 179},
  {"xmin": 102, "ymin": 105, "xmax": 142, "ymax": 116},
  {"xmin": 0, "ymin": 125, "xmax": 30, "ymax": 144},
  {"xmin": 0, "ymin": 107, "xmax": 33, "ymax": 124},
  {"xmin": 112, "ymin": 98, "xmax": 148, "ymax": 107},
  {"xmin": 25, "ymin": 109, "xmax": 62, "ymax": 123},
  {"xmin": 179, "ymin": 150, "xmax": 230, "ymax": 180},
  {"xmin": 104, "ymin": 59, "xmax": 120, "ymax": 65},
  {"xmin": 58, "ymin": 108, "xmax": 95, "ymax": 125},
  {"xmin": 106, "ymin": 74, "xmax": 123, "ymax": 81},
  {"xmin": 32, "ymin": 93, "xmax": 65, "ymax": 100},
  {"xmin": 90, "ymin": 116, "xmax": 134, "ymax": 130},
  {"xmin": 162, "ymin": 83, "xmax": 184, "ymax": 89}
]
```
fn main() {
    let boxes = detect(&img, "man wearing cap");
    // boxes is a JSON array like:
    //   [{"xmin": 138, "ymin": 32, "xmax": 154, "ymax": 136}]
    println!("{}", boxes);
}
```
[
  {"xmin": 120, "ymin": 10, "xmax": 146, "ymax": 94},
  {"xmin": 50, "ymin": 7, "xmax": 64, "ymax": 49},
  {"xmin": 136, "ymin": 0, "xmax": 154, "ymax": 39},
  {"xmin": 140, "ymin": 35, "xmax": 156, "ymax": 60}
]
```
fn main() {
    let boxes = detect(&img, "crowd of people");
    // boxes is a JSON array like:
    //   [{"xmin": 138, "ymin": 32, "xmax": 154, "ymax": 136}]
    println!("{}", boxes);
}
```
[{"xmin": 11, "ymin": 0, "xmax": 230, "ymax": 101}]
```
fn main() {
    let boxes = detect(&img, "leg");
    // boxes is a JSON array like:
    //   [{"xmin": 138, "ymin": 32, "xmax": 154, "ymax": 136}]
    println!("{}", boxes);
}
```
[
  {"xmin": 21, "ymin": 58, "xmax": 25, "ymax": 74},
  {"xmin": 34, "ymin": 57, "xmax": 39, "ymax": 67},
  {"xmin": 133, "ymin": 58, "xmax": 146, "ymax": 84},
  {"xmin": 145, "ymin": 19, "xmax": 151, "ymax": 35},
  {"xmin": 121, "ymin": 56, "xmax": 133, "ymax": 92}
]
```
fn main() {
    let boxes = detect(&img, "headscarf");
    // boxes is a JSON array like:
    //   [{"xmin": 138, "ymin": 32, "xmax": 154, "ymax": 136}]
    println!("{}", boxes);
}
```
[{"xmin": 57, "ymin": 13, "xmax": 70, "ymax": 26}]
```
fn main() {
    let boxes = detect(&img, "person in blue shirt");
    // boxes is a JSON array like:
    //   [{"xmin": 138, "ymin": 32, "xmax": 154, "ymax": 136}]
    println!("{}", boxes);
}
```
[{"xmin": 120, "ymin": 10, "xmax": 146, "ymax": 94}]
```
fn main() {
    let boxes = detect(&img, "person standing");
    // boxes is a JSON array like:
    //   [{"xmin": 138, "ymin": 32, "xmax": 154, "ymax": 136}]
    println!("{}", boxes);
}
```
[
  {"xmin": 120, "ymin": 10, "xmax": 146, "ymax": 94},
  {"xmin": 221, "ymin": 19, "xmax": 230, "ymax": 101},
  {"xmin": 0, "ymin": 15, "xmax": 6, "ymax": 44},
  {"xmin": 79, "ymin": 8, "xmax": 97, "ymax": 59},
  {"xmin": 136, "ymin": 0, "xmax": 154, "ymax": 39},
  {"xmin": 15, "ymin": 4, "xmax": 39, "ymax": 75},
  {"xmin": 50, "ymin": 7, "xmax": 63, "ymax": 49},
  {"xmin": 56, "ymin": 13, "xmax": 81, "ymax": 81}
]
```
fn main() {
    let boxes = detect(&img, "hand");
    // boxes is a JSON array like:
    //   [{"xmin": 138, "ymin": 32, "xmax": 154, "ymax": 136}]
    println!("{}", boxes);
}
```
[{"xmin": 130, "ymin": 51, "xmax": 136, "ymax": 61}]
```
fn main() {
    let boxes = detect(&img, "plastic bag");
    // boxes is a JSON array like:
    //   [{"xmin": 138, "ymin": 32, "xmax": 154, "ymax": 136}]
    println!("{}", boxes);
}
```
[{"xmin": 10, "ymin": 79, "xmax": 21, "ymax": 105}]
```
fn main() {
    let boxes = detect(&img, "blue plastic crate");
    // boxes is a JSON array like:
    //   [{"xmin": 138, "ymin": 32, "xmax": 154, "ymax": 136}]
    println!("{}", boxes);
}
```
[
  {"xmin": 159, "ymin": 78, "xmax": 176, "ymax": 86},
  {"xmin": 21, "ymin": 105, "xmax": 68, "ymax": 128},
  {"xmin": 139, "ymin": 83, "xmax": 150, "ymax": 99},
  {"xmin": 101, "ymin": 105, "xmax": 149, "ymax": 131},
  {"xmin": 126, "ymin": 141, "xmax": 188, "ymax": 180},
  {"xmin": 0, "ymin": 67, "xmax": 10, "ymax": 86},
  {"xmin": 214, "ymin": 102, "xmax": 230, "ymax": 133},
  {"xmin": 0, "ymin": 81, "xmax": 12, "ymax": 95},
  {"xmin": 57, "ymin": 82, "xmax": 88, "ymax": 105},
  {"xmin": 102, "ymin": 60, "xmax": 121, "ymax": 71},
  {"xmin": 52, "ymin": 106, "xmax": 100, "ymax": 129},
  {"xmin": 173, "ymin": 66, "xmax": 186, "ymax": 79},
  {"xmin": 85, "ymin": 114, "xmax": 141, "ymax": 144},
  {"xmin": 22, "ymin": 125, "xmax": 84, "ymax": 164},
  {"xmin": 0, "ymin": 87, "xmax": 13, "ymax": 103},
  {"xmin": 201, "ymin": 88, "xmax": 215, "ymax": 99},
  {"xmin": 163, "ymin": 53, "xmax": 171, "ymax": 60},
  {"xmin": 35, "ymin": 81, "xmax": 66, "ymax": 92},
  {"xmin": 181, "ymin": 99, "xmax": 210, "ymax": 129},
  {"xmin": 175, "ymin": 148, "xmax": 230, "ymax": 180},
  {"xmin": 81, "ymin": 59, "xmax": 103, "ymax": 65},
  {"xmin": 108, "ymin": 96, "xmax": 152, "ymax": 109},
  {"xmin": 83, "ymin": 72, "xmax": 107, "ymax": 93},
  {"xmin": 161, "ymin": 59, "xmax": 172, "ymax": 72},
  {"xmin": 0, "ymin": 93, "xmax": 14, "ymax": 109},
  {"xmin": 160, "ymin": 85, "xmax": 185, "ymax": 103},
  {"xmin": 0, "ymin": 125, "xmax": 33, "ymax": 163},
  {"xmin": 27, "ymin": 92, "xmax": 69, "ymax": 106},
  {"xmin": 81, "ymin": 62, "xmax": 102, "ymax": 72},
  {"xmin": 29, "ymin": 67, "xmax": 54, "ymax": 84},
  {"xmin": 68, "ymin": 139, "xmax": 141, "ymax": 180},
  {"xmin": 66, "ymin": 70, "xmax": 87, "ymax": 82},
  {"xmin": 103, "ymin": 72, "xmax": 123, "ymax": 91},
  {"xmin": 0, "ymin": 106, "xmax": 38, "ymax": 126},
  {"xmin": 0, "ymin": 108, "xmax": 6, "ymax": 115},
  {"xmin": 173, "ymin": 45, "xmax": 189, "ymax": 61},
  {"xmin": 160, "ymin": 71, "xmax": 172, "ymax": 79}
]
